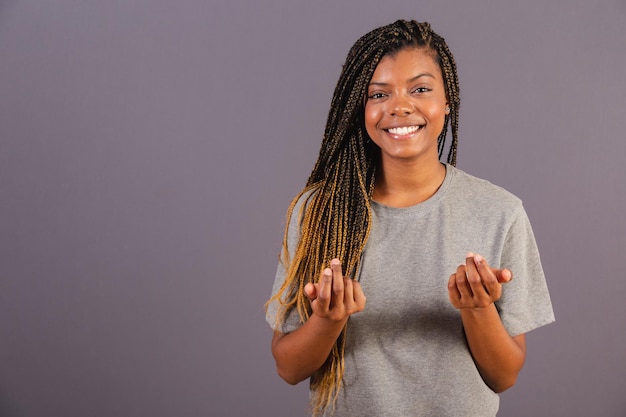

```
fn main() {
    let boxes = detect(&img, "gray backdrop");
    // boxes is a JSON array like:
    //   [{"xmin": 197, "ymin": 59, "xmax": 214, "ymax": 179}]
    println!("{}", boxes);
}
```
[{"xmin": 1, "ymin": 0, "xmax": 625, "ymax": 416}]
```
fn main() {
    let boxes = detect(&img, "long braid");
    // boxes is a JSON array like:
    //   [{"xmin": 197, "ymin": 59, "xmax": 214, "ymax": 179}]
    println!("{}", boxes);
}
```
[{"xmin": 266, "ymin": 19, "xmax": 460, "ymax": 415}]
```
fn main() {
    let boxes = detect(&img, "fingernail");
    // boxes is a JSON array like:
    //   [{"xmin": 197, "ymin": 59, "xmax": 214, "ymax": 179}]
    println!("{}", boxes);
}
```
[
  {"xmin": 474, "ymin": 254, "xmax": 483, "ymax": 265},
  {"xmin": 331, "ymin": 259, "xmax": 340, "ymax": 266},
  {"xmin": 466, "ymin": 252, "xmax": 475, "ymax": 258}
]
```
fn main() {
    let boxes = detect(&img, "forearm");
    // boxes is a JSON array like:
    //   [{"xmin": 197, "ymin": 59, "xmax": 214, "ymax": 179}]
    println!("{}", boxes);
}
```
[
  {"xmin": 460, "ymin": 304, "xmax": 526, "ymax": 392},
  {"xmin": 272, "ymin": 314, "xmax": 347, "ymax": 385}
]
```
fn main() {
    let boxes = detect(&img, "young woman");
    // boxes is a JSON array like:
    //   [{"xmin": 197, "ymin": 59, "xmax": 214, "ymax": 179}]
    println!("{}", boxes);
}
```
[{"xmin": 266, "ymin": 19, "xmax": 554, "ymax": 417}]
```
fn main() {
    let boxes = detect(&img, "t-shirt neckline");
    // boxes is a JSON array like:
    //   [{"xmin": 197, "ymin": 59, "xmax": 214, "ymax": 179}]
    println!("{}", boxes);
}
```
[{"xmin": 370, "ymin": 163, "xmax": 454, "ymax": 214}]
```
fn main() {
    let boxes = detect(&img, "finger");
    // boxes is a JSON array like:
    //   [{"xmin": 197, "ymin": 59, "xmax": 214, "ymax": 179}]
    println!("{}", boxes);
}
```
[
  {"xmin": 317, "ymin": 268, "xmax": 333, "ymax": 311},
  {"xmin": 464, "ymin": 254, "xmax": 485, "ymax": 294},
  {"xmin": 447, "ymin": 273, "xmax": 461, "ymax": 308},
  {"xmin": 492, "ymin": 268, "xmax": 513, "ymax": 283},
  {"xmin": 472, "ymin": 253, "xmax": 499, "ymax": 297},
  {"xmin": 472, "ymin": 253, "xmax": 497, "ymax": 285},
  {"xmin": 343, "ymin": 277, "xmax": 354, "ymax": 303},
  {"xmin": 304, "ymin": 282, "xmax": 317, "ymax": 301},
  {"xmin": 352, "ymin": 281, "xmax": 366, "ymax": 311},
  {"xmin": 342, "ymin": 278, "xmax": 356, "ymax": 312},
  {"xmin": 466, "ymin": 253, "xmax": 495, "ymax": 289},
  {"xmin": 465, "ymin": 252, "xmax": 480, "ymax": 280},
  {"xmin": 455, "ymin": 264, "xmax": 473, "ymax": 299},
  {"xmin": 466, "ymin": 254, "xmax": 491, "ymax": 303},
  {"xmin": 330, "ymin": 259, "xmax": 345, "ymax": 303}
]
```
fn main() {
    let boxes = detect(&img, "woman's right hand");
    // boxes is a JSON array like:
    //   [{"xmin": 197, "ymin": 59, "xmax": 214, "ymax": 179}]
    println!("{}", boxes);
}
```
[
  {"xmin": 271, "ymin": 258, "xmax": 366, "ymax": 384},
  {"xmin": 304, "ymin": 258, "xmax": 366, "ymax": 322}
]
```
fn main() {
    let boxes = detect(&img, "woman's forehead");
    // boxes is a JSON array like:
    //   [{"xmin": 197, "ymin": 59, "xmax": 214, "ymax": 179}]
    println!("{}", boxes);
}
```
[{"xmin": 372, "ymin": 48, "xmax": 441, "ymax": 80}]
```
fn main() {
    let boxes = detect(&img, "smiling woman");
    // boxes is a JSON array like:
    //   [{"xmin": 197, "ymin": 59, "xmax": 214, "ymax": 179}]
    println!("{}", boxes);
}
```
[
  {"xmin": 365, "ymin": 48, "xmax": 448, "ymax": 160},
  {"xmin": 265, "ymin": 19, "xmax": 554, "ymax": 417},
  {"xmin": 365, "ymin": 48, "xmax": 449, "ymax": 207}
]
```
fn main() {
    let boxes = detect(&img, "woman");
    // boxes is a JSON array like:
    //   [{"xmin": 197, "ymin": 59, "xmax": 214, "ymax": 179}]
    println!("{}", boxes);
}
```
[{"xmin": 266, "ymin": 19, "xmax": 554, "ymax": 417}]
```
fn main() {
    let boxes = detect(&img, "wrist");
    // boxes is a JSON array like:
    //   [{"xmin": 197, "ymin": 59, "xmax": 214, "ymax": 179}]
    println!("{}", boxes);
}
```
[
  {"xmin": 459, "ymin": 303, "xmax": 497, "ymax": 318},
  {"xmin": 308, "ymin": 313, "xmax": 348, "ymax": 335}
]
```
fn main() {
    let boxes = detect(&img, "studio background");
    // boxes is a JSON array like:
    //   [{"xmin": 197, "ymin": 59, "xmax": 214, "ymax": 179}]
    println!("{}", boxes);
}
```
[{"xmin": 1, "ymin": 0, "xmax": 625, "ymax": 416}]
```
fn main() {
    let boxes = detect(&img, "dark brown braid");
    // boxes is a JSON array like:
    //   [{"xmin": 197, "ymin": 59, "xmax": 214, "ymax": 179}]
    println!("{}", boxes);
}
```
[{"xmin": 266, "ymin": 19, "xmax": 460, "ymax": 415}]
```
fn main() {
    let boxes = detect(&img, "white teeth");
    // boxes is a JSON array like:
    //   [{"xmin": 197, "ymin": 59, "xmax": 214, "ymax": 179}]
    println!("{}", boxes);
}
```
[{"xmin": 387, "ymin": 126, "xmax": 420, "ymax": 135}]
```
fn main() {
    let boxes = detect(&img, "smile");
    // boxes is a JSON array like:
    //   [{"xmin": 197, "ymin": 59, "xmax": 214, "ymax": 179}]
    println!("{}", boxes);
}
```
[{"xmin": 385, "ymin": 125, "xmax": 423, "ymax": 135}]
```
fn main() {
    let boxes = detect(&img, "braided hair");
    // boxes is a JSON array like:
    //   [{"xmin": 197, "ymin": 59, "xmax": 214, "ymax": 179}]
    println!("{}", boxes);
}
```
[{"xmin": 267, "ymin": 19, "xmax": 460, "ymax": 415}]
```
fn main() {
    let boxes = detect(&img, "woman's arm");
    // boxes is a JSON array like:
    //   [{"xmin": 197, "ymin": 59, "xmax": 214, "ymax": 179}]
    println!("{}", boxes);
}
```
[
  {"xmin": 459, "ymin": 306, "xmax": 526, "ymax": 392},
  {"xmin": 272, "ymin": 315, "xmax": 348, "ymax": 385},
  {"xmin": 448, "ymin": 253, "xmax": 526, "ymax": 392},
  {"xmin": 271, "ymin": 259, "xmax": 366, "ymax": 384}
]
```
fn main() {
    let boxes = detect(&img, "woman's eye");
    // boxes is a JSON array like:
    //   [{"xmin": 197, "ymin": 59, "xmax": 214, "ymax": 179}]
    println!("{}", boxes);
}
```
[
  {"xmin": 367, "ymin": 92, "xmax": 386, "ymax": 99},
  {"xmin": 413, "ymin": 87, "xmax": 431, "ymax": 94}
]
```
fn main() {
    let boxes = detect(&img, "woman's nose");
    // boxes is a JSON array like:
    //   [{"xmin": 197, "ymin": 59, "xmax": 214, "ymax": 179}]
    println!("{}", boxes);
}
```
[{"xmin": 389, "ymin": 94, "xmax": 414, "ymax": 116}]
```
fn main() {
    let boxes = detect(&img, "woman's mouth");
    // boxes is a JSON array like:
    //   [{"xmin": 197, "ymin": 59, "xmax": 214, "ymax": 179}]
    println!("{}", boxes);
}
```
[{"xmin": 385, "ymin": 125, "xmax": 423, "ymax": 136}]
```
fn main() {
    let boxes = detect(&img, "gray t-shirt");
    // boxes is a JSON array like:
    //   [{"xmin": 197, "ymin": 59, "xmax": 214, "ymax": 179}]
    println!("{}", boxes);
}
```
[{"xmin": 267, "ymin": 164, "xmax": 555, "ymax": 417}]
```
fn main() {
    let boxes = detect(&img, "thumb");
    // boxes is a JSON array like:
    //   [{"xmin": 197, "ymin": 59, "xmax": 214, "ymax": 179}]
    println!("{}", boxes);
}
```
[
  {"xmin": 492, "ymin": 268, "xmax": 513, "ymax": 283},
  {"xmin": 304, "ymin": 282, "xmax": 318, "ymax": 300}
]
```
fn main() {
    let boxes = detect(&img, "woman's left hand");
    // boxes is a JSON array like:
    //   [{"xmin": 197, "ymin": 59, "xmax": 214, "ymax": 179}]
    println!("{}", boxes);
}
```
[{"xmin": 448, "ymin": 252, "xmax": 512, "ymax": 309}]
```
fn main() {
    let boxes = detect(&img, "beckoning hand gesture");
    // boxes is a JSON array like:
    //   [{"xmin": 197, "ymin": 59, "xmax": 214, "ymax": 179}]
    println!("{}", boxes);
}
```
[
  {"xmin": 304, "ymin": 258, "xmax": 366, "ymax": 322},
  {"xmin": 448, "ymin": 252, "xmax": 513, "ymax": 309}
]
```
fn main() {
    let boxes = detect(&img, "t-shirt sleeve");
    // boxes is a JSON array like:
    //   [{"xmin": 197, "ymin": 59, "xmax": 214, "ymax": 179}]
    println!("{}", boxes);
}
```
[
  {"xmin": 496, "ymin": 205, "xmax": 555, "ymax": 336},
  {"xmin": 265, "ymin": 193, "xmax": 309, "ymax": 334}
]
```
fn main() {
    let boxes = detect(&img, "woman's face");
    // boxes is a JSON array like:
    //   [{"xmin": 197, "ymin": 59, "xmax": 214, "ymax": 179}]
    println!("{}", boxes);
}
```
[{"xmin": 364, "ymin": 47, "xmax": 449, "ymax": 166}]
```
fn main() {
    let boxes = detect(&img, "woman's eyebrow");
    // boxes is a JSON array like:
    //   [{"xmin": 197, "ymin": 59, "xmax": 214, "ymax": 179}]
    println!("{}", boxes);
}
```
[{"xmin": 368, "ymin": 73, "xmax": 436, "ymax": 86}]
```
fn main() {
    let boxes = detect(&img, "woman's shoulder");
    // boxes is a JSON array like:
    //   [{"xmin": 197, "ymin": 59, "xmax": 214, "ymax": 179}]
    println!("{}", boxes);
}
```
[
  {"xmin": 282, "ymin": 184, "xmax": 320, "ymax": 239},
  {"xmin": 447, "ymin": 164, "xmax": 524, "ymax": 211},
  {"xmin": 289, "ymin": 185, "xmax": 319, "ymax": 215}
]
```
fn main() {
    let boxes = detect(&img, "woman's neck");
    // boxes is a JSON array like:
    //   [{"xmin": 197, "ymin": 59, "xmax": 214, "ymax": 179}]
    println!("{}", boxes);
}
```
[{"xmin": 372, "ymin": 158, "xmax": 446, "ymax": 208}]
